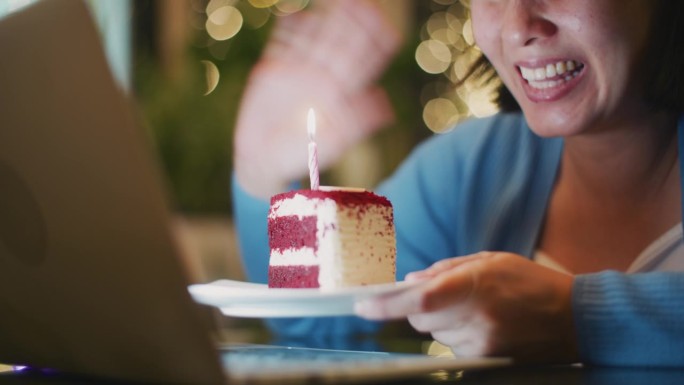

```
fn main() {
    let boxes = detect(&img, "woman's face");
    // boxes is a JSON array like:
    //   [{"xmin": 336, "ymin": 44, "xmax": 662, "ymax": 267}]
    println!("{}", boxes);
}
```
[{"xmin": 471, "ymin": 0, "xmax": 655, "ymax": 137}]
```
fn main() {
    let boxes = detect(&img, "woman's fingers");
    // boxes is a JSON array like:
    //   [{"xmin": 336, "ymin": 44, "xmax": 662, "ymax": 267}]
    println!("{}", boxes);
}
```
[
  {"xmin": 421, "ymin": 265, "xmax": 479, "ymax": 311},
  {"xmin": 354, "ymin": 283, "xmax": 427, "ymax": 320},
  {"xmin": 355, "ymin": 262, "xmax": 478, "ymax": 319},
  {"xmin": 407, "ymin": 304, "xmax": 470, "ymax": 333},
  {"xmin": 372, "ymin": 253, "xmax": 577, "ymax": 362},
  {"xmin": 264, "ymin": 0, "xmax": 400, "ymax": 91},
  {"xmin": 234, "ymin": 0, "xmax": 402, "ymax": 199},
  {"xmin": 348, "ymin": 86, "xmax": 395, "ymax": 136},
  {"xmin": 406, "ymin": 252, "xmax": 491, "ymax": 281}
]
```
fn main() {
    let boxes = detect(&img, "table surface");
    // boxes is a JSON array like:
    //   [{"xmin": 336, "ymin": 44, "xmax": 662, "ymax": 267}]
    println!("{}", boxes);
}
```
[
  {"xmin": 2, "ymin": 323, "xmax": 683, "ymax": 385},
  {"xmin": 2, "ymin": 365, "xmax": 684, "ymax": 385}
]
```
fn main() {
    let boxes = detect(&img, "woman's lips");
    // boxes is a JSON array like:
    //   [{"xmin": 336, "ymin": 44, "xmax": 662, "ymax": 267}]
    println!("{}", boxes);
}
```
[{"xmin": 517, "ymin": 59, "xmax": 586, "ymax": 103}]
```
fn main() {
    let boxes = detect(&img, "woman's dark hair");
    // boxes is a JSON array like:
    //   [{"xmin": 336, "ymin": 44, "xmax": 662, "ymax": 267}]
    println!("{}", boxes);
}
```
[
  {"xmin": 642, "ymin": 0, "xmax": 684, "ymax": 113},
  {"xmin": 463, "ymin": 0, "xmax": 684, "ymax": 114},
  {"xmin": 463, "ymin": 54, "xmax": 520, "ymax": 112}
]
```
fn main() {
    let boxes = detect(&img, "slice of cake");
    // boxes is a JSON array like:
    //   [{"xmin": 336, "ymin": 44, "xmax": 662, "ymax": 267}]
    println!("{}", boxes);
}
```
[{"xmin": 268, "ymin": 187, "xmax": 396, "ymax": 289}]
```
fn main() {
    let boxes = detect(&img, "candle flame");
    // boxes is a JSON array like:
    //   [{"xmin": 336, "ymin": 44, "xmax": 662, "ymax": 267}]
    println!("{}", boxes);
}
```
[{"xmin": 307, "ymin": 108, "xmax": 316, "ymax": 141}]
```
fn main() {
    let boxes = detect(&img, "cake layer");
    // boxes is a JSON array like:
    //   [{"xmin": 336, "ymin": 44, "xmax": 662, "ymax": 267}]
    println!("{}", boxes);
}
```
[
  {"xmin": 268, "ymin": 215, "xmax": 317, "ymax": 252},
  {"xmin": 317, "ymin": 204, "xmax": 395, "ymax": 288},
  {"xmin": 269, "ymin": 265, "xmax": 320, "ymax": 288}
]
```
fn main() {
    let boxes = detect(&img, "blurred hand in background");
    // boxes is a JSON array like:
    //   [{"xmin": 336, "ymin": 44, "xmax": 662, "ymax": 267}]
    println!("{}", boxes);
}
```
[{"xmin": 234, "ymin": 0, "xmax": 403, "ymax": 199}]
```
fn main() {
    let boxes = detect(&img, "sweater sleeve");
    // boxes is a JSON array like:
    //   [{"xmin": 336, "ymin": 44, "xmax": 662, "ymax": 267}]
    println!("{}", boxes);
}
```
[
  {"xmin": 231, "ymin": 173, "xmax": 270, "ymax": 285},
  {"xmin": 574, "ymin": 271, "xmax": 684, "ymax": 367}
]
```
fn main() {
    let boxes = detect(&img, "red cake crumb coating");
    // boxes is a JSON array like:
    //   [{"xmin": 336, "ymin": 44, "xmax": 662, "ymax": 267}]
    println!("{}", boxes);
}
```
[
  {"xmin": 268, "ymin": 265, "xmax": 320, "ymax": 288},
  {"xmin": 271, "ymin": 189, "xmax": 391, "ymax": 208},
  {"xmin": 268, "ymin": 215, "xmax": 317, "ymax": 252}
]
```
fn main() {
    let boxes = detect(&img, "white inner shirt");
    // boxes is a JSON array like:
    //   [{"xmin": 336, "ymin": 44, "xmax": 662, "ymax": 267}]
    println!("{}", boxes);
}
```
[{"xmin": 535, "ymin": 223, "xmax": 684, "ymax": 274}]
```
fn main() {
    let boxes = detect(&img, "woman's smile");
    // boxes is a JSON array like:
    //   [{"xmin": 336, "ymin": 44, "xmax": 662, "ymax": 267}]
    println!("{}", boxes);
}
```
[
  {"xmin": 517, "ymin": 59, "xmax": 586, "ymax": 102},
  {"xmin": 471, "ymin": 0, "xmax": 656, "ymax": 137}
]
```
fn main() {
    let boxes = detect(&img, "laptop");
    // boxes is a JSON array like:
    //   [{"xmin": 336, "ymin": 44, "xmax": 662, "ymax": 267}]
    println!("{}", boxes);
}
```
[{"xmin": 0, "ymin": 0, "xmax": 510, "ymax": 383}]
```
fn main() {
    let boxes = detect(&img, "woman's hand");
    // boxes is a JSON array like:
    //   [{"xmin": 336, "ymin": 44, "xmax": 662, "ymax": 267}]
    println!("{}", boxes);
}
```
[
  {"xmin": 355, "ymin": 252, "xmax": 578, "ymax": 363},
  {"xmin": 234, "ymin": 0, "xmax": 402, "ymax": 199}
]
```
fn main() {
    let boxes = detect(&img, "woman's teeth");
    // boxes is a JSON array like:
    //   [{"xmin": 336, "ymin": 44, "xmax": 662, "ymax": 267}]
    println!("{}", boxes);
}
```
[{"xmin": 519, "ymin": 60, "xmax": 583, "ymax": 89}]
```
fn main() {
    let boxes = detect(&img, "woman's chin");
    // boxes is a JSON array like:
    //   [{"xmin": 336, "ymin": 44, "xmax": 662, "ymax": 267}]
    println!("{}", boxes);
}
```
[{"xmin": 521, "ymin": 108, "xmax": 585, "ymax": 138}]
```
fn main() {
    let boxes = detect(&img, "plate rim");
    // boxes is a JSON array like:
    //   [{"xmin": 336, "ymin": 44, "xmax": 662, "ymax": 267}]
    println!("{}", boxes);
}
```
[{"xmin": 188, "ymin": 279, "xmax": 420, "ymax": 318}]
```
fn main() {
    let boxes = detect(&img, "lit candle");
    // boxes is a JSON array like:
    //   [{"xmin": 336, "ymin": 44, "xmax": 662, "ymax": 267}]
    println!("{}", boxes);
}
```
[{"xmin": 307, "ymin": 108, "xmax": 319, "ymax": 190}]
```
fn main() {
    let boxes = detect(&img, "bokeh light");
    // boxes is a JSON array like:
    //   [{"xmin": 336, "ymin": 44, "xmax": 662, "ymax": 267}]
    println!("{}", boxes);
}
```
[
  {"xmin": 274, "ymin": 0, "xmax": 309, "ymax": 15},
  {"xmin": 206, "ymin": 4, "xmax": 243, "ymax": 41},
  {"xmin": 415, "ymin": 40, "xmax": 451, "ymax": 75},
  {"xmin": 206, "ymin": 0, "xmax": 234, "ymax": 15},
  {"xmin": 416, "ymin": 0, "xmax": 498, "ymax": 133},
  {"xmin": 202, "ymin": 60, "xmax": 220, "ymax": 95},
  {"xmin": 423, "ymin": 98, "xmax": 460, "ymax": 133},
  {"xmin": 462, "ymin": 19, "xmax": 474, "ymax": 45},
  {"xmin": 468, "ymin": 85, "xmax": 500, "ymax": 117},
  {"xmin": 248, "ymin": 0, "xmax": 279, "ymax": 9}
]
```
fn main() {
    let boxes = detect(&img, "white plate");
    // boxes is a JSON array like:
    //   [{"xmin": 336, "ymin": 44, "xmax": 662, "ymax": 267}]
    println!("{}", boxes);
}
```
[{"xmin": 188, "ymin": 279, "xmax": 419, "ymax": 318}]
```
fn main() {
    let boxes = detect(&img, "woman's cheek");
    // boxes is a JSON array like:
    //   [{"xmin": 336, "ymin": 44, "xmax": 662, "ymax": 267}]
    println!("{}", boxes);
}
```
[{"xmin": 470, "ymin": 3, "xmax": 502, "ymax": 51}]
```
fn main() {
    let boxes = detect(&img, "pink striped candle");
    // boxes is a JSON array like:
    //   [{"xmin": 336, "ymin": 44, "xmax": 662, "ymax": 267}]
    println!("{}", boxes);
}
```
[{"xmin": 307, "ymin": 108, "xmax": 319, "ymax": 190}]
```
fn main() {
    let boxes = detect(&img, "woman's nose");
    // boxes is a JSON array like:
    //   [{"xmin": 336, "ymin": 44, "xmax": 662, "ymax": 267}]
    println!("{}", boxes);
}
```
[{"xmin": 501, "ymin": 1, "xmax": 557, "ymax": 47}]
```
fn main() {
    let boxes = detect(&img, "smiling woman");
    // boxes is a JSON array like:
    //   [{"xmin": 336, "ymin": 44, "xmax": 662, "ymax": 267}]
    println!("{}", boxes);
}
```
[
  {"xmin": 232, "ymin": 0, "xmax": 684, "ymax": 368},
  {"xmin": 471, "ymin": 0, "xmax": 666, "ymax": 138},
  {"xmin": 466, "ymin": 0, "xmax": 684, "ymax": 117}
]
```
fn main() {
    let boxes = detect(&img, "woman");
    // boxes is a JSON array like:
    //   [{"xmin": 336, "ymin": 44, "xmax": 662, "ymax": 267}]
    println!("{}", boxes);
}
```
[{"xmin": 232, "ymin": 0, "xmax": 684, "ymax": 366}]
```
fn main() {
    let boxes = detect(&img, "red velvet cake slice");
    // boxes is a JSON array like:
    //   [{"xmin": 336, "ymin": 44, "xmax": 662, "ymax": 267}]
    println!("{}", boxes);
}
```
[{"xmin": 268, "ymin": 187, "xmax": 396, "ymax": 289}]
